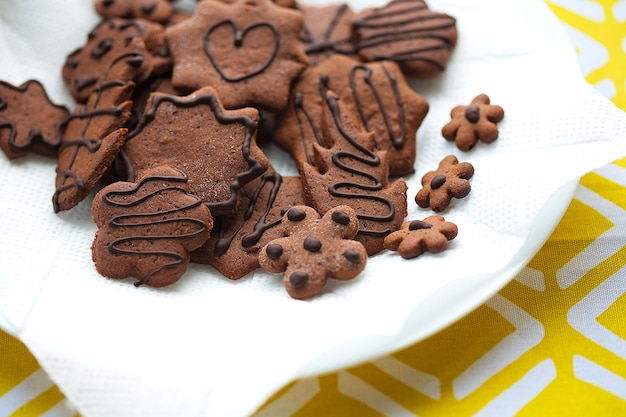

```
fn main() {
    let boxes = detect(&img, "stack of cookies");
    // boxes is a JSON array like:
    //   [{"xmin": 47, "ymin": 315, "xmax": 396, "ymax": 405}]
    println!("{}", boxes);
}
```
[{"xmin": 0, "ymin": 0, "xmax": 505, "ymax": 299}]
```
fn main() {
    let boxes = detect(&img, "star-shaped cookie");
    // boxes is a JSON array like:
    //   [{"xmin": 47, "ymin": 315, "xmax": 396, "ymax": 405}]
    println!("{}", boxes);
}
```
[{"xmin": 165, "ymin": 0, "xmax": 309, "ymax": 112}]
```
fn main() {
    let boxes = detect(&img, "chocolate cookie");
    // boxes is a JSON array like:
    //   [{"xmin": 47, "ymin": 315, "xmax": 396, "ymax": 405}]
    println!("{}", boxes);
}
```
[
  {"xmin": 191, "ymin": 171, "xmax": 306, "ymax": 280},
  {"xmin": 275, "ymin": 55, "xmax": 428, "ymax": 176},
  {"xmin": 0, "ymin": 80, "xmax": 69, "ymax": 159},
  {"xmin": 258, "ymin": 205, "xmax": 367, "ymax": 299},
  {"xmin": 415, "ymin": 154, "xmax": 474, "ymax": 212},
  {"xmin": 297, "ymin": 2, "xmax": 357, "ymax": 67},
  {"xmin": 121, "ymin": 86, "xmax": 269, "ymax": 215},
  {"xmin": 94, "ymin": 0, "xmax": 176, "ymax": 23},
  {"xmin": 352, "ymin": 0, "xmax": 458, "ymax": 79},
  {"xmin": 442, "ymin": 94, "xmax": 505, "ymax": 151},
  {"xmin": 299, "ymin": 87, "xmax": 408, "ymax": 255},
  {"xmin": 62, "ymin": 17, "xmax": 170, "ymax": 102},
  {"xmin": 384, "ymin": 216, "xmax": 458, "ymax": 259},
  {"xmin": 92, "ymin": 165, "xmax": 213, "ymax": 287},
  {"xmin": 165, "ymin": 0, "xmax": 309, "ymax": 111},
  {"xmin": 53, "ymin": 77, "xmax": 135, "ymax": 212}
]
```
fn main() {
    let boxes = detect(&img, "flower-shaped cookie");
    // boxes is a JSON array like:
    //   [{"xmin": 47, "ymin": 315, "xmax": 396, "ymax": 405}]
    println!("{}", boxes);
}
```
[
  {"xmin": 442, "ymin": 94, "xmax": 504, "ymax": 151},
  {"xmin": 383, "ymin": 216, "xmax": 458, "ymax": 259},
  {"xmin": 91, "ymin": 166, "xmax": 213, "ymax": 287},
  {"xmin": 415, "ymin": 154, "xmax": 474, "ymax": 212},
  {"xmin": 258, "ymin": 205, "xmax": 367, "ymax": 299}
]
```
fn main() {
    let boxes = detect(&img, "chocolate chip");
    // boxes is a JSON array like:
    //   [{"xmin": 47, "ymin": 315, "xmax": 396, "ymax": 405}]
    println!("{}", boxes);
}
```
[
  {"xmin": 287, "ymin": 207, "xmax": 307, "ymax": 222},
  {"xmin": 303, "ymin": 236, "xmax": 322, "ymax": 252},
  {"xmin": 465, "ymin": 105, "xmax": 480, "ymax": 123},
  {"xmin": 265, "ymin": 243, "xmax": 283, "ymax": 260},
  {"xmin": 331, "ymin": 210, "xmax": 350, "ymax": 225},
  {"xmin": 430, "ymin": 174, "xmax": 446, "ymax": 190},
  {"xmin": 141, "ymin": 3, "xmax": 156, "ymax": 15},
  {"xmin": 409, "ymin": 220, "xmax": 432, "ymax": 230},
  {"xmin": 101, "ymin": 0, "xmax": 114, "ymax": 7},
  {"xmin": 91, "ymin": 38, "xmax": 113, "ymax": 59},
  {"xmin": 0, "ymin": 96, "xmax": 6, "ymax": 111},
  {"xmin": 343, "ymin": 249, "xmax": 361, "ymax": 264},
  {"xmin": 289, "ymin": 272, "xmax": 309, "ymax": 289},
  {"xmin": 126, "ymin": 55, "xmax": 145, "ymax": 68}
]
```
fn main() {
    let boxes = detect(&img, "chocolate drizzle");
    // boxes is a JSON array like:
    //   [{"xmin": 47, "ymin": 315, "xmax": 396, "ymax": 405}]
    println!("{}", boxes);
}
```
[
  {"xmin": 299, "ymin": 4, "xmax": 354, "ymax": 64},
  {"xmin": 53, "ymin": 52, "xmax": 139, "ymax": 213},
  {"xmin": 348, "ymin": 63, "xmax": 406, "ymax": 149},
  {"xmin": 126, "ymin": 90, "xmax": 264, "ymax": 214},
  {"xmin": 203, "ymin": 19, "xmax": 279, "ymax": 82},
  {"xmin": 353, "ymin": 0, "xmax": 456, "ymax": 68},
  {"xmin": 213, "ymin": 172, "xmax": 284, "ymax": 256},
  {"xmin": 319, "ymin": 77, "xmax": 395, "ymax": 237},
  {"xmin": 101, "ymin": 169, "xmax": 209, "ymax": 287}
]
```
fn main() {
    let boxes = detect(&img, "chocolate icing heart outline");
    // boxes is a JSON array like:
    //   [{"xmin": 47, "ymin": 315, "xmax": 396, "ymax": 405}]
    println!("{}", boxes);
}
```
[{"xmin": 203, "ymin": 19, "xmax": 280, "ymax": 83}]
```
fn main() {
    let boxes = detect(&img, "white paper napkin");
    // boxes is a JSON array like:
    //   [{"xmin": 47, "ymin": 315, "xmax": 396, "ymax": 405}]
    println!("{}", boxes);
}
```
[{"xmin": 1, "ymin": 0, "xmax": 625, "ymax": 416}]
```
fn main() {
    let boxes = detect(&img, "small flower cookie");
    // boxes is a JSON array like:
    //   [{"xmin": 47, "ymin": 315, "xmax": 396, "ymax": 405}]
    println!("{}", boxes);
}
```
[
  {"xmin": 415, "ymin": 155, "xmax": 474, "ymax": 212},
  {"xmin": 258, "ymin": 205, "xmax": 367, "ymax": 299},
  {"xmin": 383, "ymin": 216, "xmax": 458, "ymax": 259},
  {"xmin": 442, "ymin": 94, "xmax": 504, "ymax": 151}
]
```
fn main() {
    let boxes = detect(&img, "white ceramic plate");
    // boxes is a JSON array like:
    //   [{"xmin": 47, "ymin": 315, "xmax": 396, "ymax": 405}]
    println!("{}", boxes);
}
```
[{"xmin": 2, "ymin": 1, "xmax": 624, "ymax": 416}]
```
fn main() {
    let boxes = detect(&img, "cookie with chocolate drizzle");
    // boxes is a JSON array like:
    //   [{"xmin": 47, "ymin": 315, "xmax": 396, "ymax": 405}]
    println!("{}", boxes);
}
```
[
  {"xmin": 164, "ymin": 0, "xmax": 309, "ymax": 112},
  {"xmin": 62, "ymin": 17, "xmax": 170, "ymax": 102},
  {"xmin": 92, "ymin": 165, "xmax": 213, "ymax": 287},
  {"xmin": 121, "ymin": 86, "xmax": 269, "ymax": 216},
  {"xmin": 352, "ymin": 0, "xmax": 458, "ymax": 79},
  {"xmin": 275, "ymin": 55, "xmax": 428, "ymax": 177},
  {"xmin": 191, "ymin": 170, "xmax": 306, "ymax": 280},
  {"xmin": 299, "ymin": 85, "xmax": 408, "ymax": 255}
]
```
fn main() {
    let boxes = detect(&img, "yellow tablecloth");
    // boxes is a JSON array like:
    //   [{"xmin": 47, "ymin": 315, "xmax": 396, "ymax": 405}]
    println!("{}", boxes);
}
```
[{"xmin": 1, "ymin": 1, "xmax": 625, "ymax": 416}]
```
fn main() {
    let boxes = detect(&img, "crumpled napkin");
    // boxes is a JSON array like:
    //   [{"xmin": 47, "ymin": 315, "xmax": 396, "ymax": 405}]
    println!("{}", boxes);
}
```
[{"xmin": 1, "ymin": 0, "xmax": 625, "ymax": 416}]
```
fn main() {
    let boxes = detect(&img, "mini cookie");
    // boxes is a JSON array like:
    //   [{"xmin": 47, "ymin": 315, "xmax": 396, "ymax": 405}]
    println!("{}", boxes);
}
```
[
  {"xmin": 299, "ymin": 87, "xmax": 408, "ymax": 255},
  {"xmin": 92, "ymin": 165, "xmax": 213, "ymax": 287},
  {"xmin": 191, "ymin": 171, "xmax": 306, "ymax": 280},
  {"xmin": 95, "ymin": 0, "xmax": 176, "ymax": 23},
  {"xmin": 415, "ymin": 154, "xmax": 474, "ymax": 212},
  {"xmin": 383, "ymin": 216, "xmax": 458, "ymax": 259},
  {"xmin": 275, "ymin": 55, "xmax": 428, "ymax": 176},
  {"xmin": 121, "ymin": 86, "xmax": 269, "ymax": 215},
  {"xmin": 297, "ymin": 3, "xmax": 357, "ymax": 67},
  {"xmin": 0, "ymin": 80, "xmax": 69, "ymax": 159},
  {"xmin": 62, "ymin": 17, "xmax": 170, "ymax": 102},
  {"xmin": 352, "ymin": 0, "xmax": 458, "ymax": 79},
  {"xmin": 165, "ymin": 0, "xmax": 309, "ymax": 111},
  {"xmin": 258, "ymin": 205, "xmax": 367, "ymax": 299},
  {"xmin": 53, "ymin": 78, "xmax": 135, "ymax": 212},
  {"xmin": 442, "ymin": 94, "xmax": 505, "ymax": 151}
]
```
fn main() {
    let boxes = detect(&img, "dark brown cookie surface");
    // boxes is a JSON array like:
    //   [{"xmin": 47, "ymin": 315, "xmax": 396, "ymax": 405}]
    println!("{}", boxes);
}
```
[
  {"xmin": 275, "ymin": 55, "xmax": 428, "ymax": 177},
  {"xmin": 0, "ymin": 80, "xmax": 69, "ymax": 159},
  {"xmin": 258, "ymin": 205, "xmax": 367, "ymax": 299},
  {"xmin": 165, "ymin": 0, "xmax": 309, "ymax": 112},
  {"xmin": 352, "ymin": 0, "xmax": 458, "ymax": 79},
  {"xmin": 92, "ymin": 165, "xmax": 213, "ymax": 287},
  {"xmin": 121, "ymin": 86, "xmax": 269, "ymax": 215}
]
